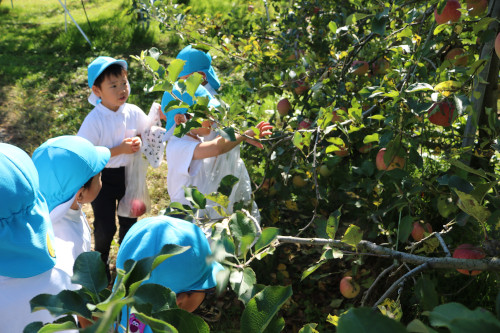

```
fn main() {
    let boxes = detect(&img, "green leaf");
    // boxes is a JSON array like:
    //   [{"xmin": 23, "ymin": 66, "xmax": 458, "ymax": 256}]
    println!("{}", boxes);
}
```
[
  {"xmin": 254, "ymin": 227, "xmax": 280, "ymax": 252},
  {"xmin": 398, "ymin": 215, "xmax": 413, "ymax": 243},
  {"xmin": 185, "ymin": 72, "xmax": 204, "ymax": 97},
  {"xmin": 293, "ymin": 131, "xmax": 306, "ymax": 151},
  {"xmin": 230, "ymin": 267, "xmax": 257, "ymax": 297},
  {"xmin": 405, "ymin": 83, "xmax": 433, "ymax": 93},
  {"xmin": 30, "ymin": 290, "xmax": 92, "ymax": 318},
  {"xmin": 240, "ymin": 285, "xmax": 293, "ymax": 333},
  {"xmin": 167, "ymin": 59, "xmax": 186, "ymax": 83},
  {"xmin": 217, "ymin": 174, "xmax": 240, "ymax": 196},
  {"xmin": 449, "ymin": 159, "xmax": 487, "ymax": 178},
  {"xmin": 72, "ymin": 251, "xmax": 108, "ymax": 295},
  {"xmin": 429, "ymin": 303, "xmax": 500, "ymax": 332},
  {"xmin": 262, "ymin": 315, "xmax": 286, "ymax": 333},
  {"xmin": 133, "ymin": 284, "xmax": 177, "ymax": 315},
  {"xmin": 229, "ymin": 212, "xmax": 257, "ymax": 243},
  {"xmin": 328, "ymin": 21, "xmax": 338, "ymax": 33},
  {"xmin": 341, "ymin": 224, "xmax": 363, "ymax": 248},
  {"xmin": 153, "ymin": 308, "xmax": 209, "ymax": 333},
  {"xmin": 415, "ymin": 276, "xmax": 438, "ymax": 311},
  {"xmin": 371, "ymin": 15, "xmax": 387, "ymax": 36},
  {"xmin": 337, "ymin": 307, "xmax": 407, "ymax": 332},
  {"xmin": 184, "ymin": 187, "xmax": 206, "ymax": 209},
  {"xmin": 301, "ymin": 261, "xmax": 326, "ymax": 281},
  {"xmin": 473, "ymin": 17, "xmax": 497, "ymax": 33},
  {"xmin": 326, "ymin": 210, "xmax": 341, "ymax": 239},
  {"xmin": 205, "ymin": 193, "xmax": 230, "ymax": 209},
  {"xmin": 148, "ymin": 47, "xmax": 162, "ymax": 60},
  {"xmin": 219, "ymin": 127, "xmax": 237, "ymax": 141},
  {"xmin": 28, "ymin": 320, "xmax": 78, "ymax": 333},
  {"xmin": 363, "ymin": 133, "xmax": 379, "ymax": 144},
  {"xmin": 145, "ymin": 56, "xmax": 160, "ymax": 72},
  {"xmin": 406, "ymin": 319, "xmax": 438, "ymax": 333},
  {"xmin": 299, "ymin": 323, "xmax": 319, "ymax": 333},
  {"xmin": 455, "ymin": 190, "xmax": 491, "ymax": 223}
]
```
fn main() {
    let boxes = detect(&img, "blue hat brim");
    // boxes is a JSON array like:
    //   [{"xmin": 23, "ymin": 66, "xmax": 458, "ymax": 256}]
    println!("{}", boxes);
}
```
[{"xmin": 88, "ymin": 57, "xmax": 128, "ymax": 88}]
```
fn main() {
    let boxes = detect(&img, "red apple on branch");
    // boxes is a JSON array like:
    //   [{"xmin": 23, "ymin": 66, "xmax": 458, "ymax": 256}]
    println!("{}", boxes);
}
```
[
  {"xmin": 434, "ymin": 0, "xmax": 461, "ymax": 25},
  {"xmin": 428, "ymin": 100, "xmax": 457, "ymax": 127},
  {"xmin": 350, "ymin": 60, "xmax": 369, "ymax": 76},
  {"xmin": 277, "ymin": 98, "xmax": 291, "ymax": 116},
  {"xmin": 444, "ymin": 48, "xmax": 468, "ymax": 67},
  {"xmin": 453, "ymin": 243, "xmax": 486, "ymax": 276},
  {"xmin": 495, "ymin": 32, "xmax": 500, "ymax": 59},
  {"xmin": 467, "ymin": 0, "xmax": 487, "ymax": 16},
  {"xmin": 339, "ymin": 276, "xmax": 361, "ymax": 299},
  {"xmin": 298, "ymin": 119, "xmax": 312, "ymax": 130},
  {"xmin": 411, "ymin": 221, "xmax": 433, "ymax": 241},
  {"xmin": 130, "ymin": 199, "xmax": 146, "ymax": 217},
  {"xmin": 372, "ymin": 58, "xmax": 390, "ymax": 75},
  {"xmin": 376, "ymin": 148, "xmax": 405, "ymax": 171}
]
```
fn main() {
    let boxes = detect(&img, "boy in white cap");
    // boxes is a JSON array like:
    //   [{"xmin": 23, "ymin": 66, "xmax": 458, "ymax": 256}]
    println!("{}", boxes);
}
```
[
  {"xmin": 0, "ymin": 143, "xmax": 75, "ymax": 332},
  {"xmin": 114, "ymin": 216, "xmax": 225, "ymax": 332},
  {"xmin": 32, "ymin": 135, "xmax": 110, "ymax": 278},
  {"xmin": 77, "ymin": 56, "xmax": 149, "ymax": 280}
]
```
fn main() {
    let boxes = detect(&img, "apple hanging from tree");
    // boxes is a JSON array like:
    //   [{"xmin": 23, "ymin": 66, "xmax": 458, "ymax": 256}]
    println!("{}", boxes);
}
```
[
  {"xmin": 467, "ymin": 0, "xmax": 487, "ymax": 16},
  {"xmin": 434, "ymin": 0, "xmax": 461, "ymax": 25},
  {"xmin": 298, "ymin": 119, "xmax": 312, "ymax": 130},
  {"xmin": 292, "ymin": 175, "xmax": 307, "ymax": 188},
  {"xmin": 339, "ymin": 276, "xmax": 361, "ymax": 299},
  {"xmin": 350, "ymin": 60, "xmax": 369, "ymax": 76},
  {"xmin": 376, "ymin": 148, "xmax": 405, "ymax": 171},
  {"xmin": 444, "ymin": 48, "xmax": 468, "ymax": 67},
  {"xmin": 372, "ymin": 58, "xmax": 390, "ymax": 75},
  {"xmin": 428, "ymin": 100, "xmax": 457, "ymax": 127},
  {"xmin": 277, "ymin": 98, "xmax": 291, "ymax": 116},
  {"xmin": 130, "ymin": 199, "xmax": 146, "ymax": 217},
  {"xmin": 411, "ymin": 221, "xmax": 433, "ymax": 241},
  {"xmin": 452, "ymin": 243, "xmax": 486, "ymax": 276},
  {"xmin": 334, "ymin": 144, "xmax": 349, "ymax": 157},
  {"xmin": 495, "ymin": 32, "xmax": 500, "ymax": 59},
  {"xmin": 294, "ymin": 80, "xmax": 310, "ymax": 95},
  {"xmin": 358, "ymin": 143, "xmax": 373, "ymax": 154},
  {"xmin": 319, "ymin": 164, "xmax": 333, "ymax": 177}
]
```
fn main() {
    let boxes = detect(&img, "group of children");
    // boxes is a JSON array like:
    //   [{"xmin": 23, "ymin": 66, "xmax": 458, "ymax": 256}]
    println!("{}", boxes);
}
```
[{"xmin": 0, "ymin": 45, "xmax": 271, "ymax": 332}]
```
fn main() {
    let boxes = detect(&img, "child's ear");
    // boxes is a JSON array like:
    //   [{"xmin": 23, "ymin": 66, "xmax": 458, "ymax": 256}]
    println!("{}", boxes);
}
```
[{"xmin": 92, "ymin": 85, "xmax": 101, "ymax": 98}]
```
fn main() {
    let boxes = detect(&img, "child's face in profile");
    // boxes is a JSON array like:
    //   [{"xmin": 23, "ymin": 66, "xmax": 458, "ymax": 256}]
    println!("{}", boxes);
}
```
[{"xmin": 92, "ymin": 71, "xmax": 129, "ymax": 111}]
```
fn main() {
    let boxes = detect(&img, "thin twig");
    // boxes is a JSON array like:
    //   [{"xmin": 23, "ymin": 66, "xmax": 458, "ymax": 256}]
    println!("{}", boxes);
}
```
[
  {"xmin": 372, "ymin": 262, "xmax": 429, "ymax": 309},
  {"xmin": 361, "ymin": 262, "xmax": 397, "ymax": 306}
]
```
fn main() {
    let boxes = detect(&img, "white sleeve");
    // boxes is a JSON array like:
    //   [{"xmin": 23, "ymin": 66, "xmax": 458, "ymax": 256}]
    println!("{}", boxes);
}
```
[
  {"xmin": 166, "ymin": 137, "xmax": 202, "ymax": 177},
  {"xmin": 131, "ymin": 105, "xmax": 150, "ymax": 135},
  {"xmin": 77, "ymin": 112, "xmax": 101, "ymax": 146}
]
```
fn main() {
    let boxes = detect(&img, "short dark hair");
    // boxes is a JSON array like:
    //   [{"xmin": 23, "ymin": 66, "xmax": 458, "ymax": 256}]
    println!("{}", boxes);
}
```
[
  {"xmin": 82, "ymin": 173, "xmax": 97, "ymax": 189},
  {"xmin": 93, "ymin": 64, "xmax": 127, "ymax": 88}
]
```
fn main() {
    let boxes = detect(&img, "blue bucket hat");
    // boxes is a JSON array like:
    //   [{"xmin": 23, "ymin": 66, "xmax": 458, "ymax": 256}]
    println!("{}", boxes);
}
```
[
  {"xmin": 161, "ymin": 85, "xmax": 220, "ymax": 132},
  {"xmin": 116, "ymin": 216, "xmax": 224, "ymax": 293},
  {"xmin": 87, "ymin": 56, "xmax": 128, "ymax": 88},
  {"xmin": 32, "ymin": 135, "xmax": 111, "ymax": 212},
  {"xmin": 176, "ymin": 45, "xmax": 221, "ymax": 91},
  {"xmin": 0, "ymin": 143, "xmax": 57, "ymax": 278}
]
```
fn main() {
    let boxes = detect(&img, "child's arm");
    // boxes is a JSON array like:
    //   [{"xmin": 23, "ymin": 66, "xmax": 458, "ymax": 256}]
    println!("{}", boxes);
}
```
[
  {"xmin": 192, "ymin": 121, "xmax": 272, "ymax": 160},
  {"xmin": 110, "ymin": 137, "xmax": 142, "ymax": 157}
]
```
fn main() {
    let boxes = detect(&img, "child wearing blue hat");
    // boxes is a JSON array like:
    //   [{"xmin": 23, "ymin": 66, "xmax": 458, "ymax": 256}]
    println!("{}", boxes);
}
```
[
  {"xmin": 115, "ymin": 216, "xmax": 224, "ymax": 332},
  {"xmin": 161, "ymin": 85, "xmax": 272, "ymax": 218},
  {"xmin": 78, "ymin": 56, "xmax": 150, "ymax": 279},
  {"xmin": 176, "ymin": 45, "xmax": 221, "ymax": 97},
  {"xmin": 32, "ymin": 135, "xmax": 111, "ymax": 278},
  {"xmin": 0, "ymin": 143, "xmax": 75, "ymax": 332}
]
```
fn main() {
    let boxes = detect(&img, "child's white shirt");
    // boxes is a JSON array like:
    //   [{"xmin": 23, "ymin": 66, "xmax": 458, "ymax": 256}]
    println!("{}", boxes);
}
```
[
  {"xmin": 166, "ymin": 134, "xmax": 207, "ymax": 206},
  {"xmin": 77, "ymin": 102, "xmax": 149, "ymax": 168},
  {"xmin": 0, "ymin": 263, "xmax": 76, "ymax": 332},
  {"xmin": 52, "ymin": 207, "xmax": 91, "ymax": 277}
]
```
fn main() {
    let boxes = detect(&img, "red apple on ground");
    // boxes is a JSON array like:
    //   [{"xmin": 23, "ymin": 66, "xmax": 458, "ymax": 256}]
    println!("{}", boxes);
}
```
[
  {"xmin": 495, "ymin": 32, "xmax": 500, "ymax": 59},
  {"xmin": 467, "ymin": 0, "xmax": 487, "ymax": 16},
  {"xmin": 376, "ymin": 148, "xmax": 405, "ymax": 171},
  {"xmin": 130, "ymin": 199, "xmax": 146, "ymax": 217},
  {"xmin": 298, "ymin": 119, "xmax": 312, "ymax": 130},
  {"xmin": 411, "ymin": 221, "xmax": 433, "ymax": 241},
  {"xmin": 351, "ymin": 60, "xmax": 369, "ymax": 76},
  {"xmin": 277, "ymin": 98, "xmax": 291, "ymax": 116},
  {"xmin": 428, "ymin": 100, "xmax": 457, "ymax": 127},
  {"xmin": 453, "ymin": 243, "xmax": 486, "ymax": 276},
  {"xmin": 434, "ymin": 0, "xmax": 461, "ymax": 25},
  {"xmin": 339, "ymin": 276, "xmax": 361, "ymax": 299},
  {"xmin": 444, "ymin": 48, "xmax": 468, "ymax": 67}
]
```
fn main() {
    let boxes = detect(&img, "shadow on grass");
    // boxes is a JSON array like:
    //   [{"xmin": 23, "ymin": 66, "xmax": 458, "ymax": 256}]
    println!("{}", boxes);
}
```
[{"xmin": 0, "ymin": 3, "xmax": 167, "ymax": 151}]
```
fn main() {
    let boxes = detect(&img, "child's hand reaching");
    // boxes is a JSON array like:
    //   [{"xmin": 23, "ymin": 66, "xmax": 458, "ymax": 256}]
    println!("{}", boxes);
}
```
[{"xmin": 244, "ymin": 121, "xmax": 273, "ymax": 149}]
